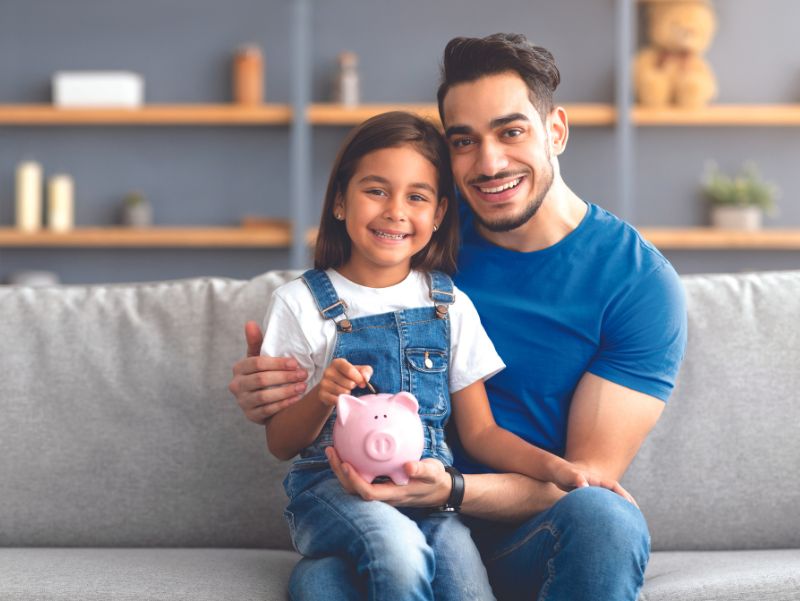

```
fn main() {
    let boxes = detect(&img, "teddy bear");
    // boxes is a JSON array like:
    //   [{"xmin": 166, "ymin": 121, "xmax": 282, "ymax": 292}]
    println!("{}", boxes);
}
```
[{"xmin": 634, "ymin": 0, "xmax": 718, "ymax": 108}]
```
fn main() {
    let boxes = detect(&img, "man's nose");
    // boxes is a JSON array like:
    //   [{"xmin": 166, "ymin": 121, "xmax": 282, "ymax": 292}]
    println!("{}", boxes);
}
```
[{"xmin": 477, "ymin": 139, "xmax": 509, "ymax": 177}]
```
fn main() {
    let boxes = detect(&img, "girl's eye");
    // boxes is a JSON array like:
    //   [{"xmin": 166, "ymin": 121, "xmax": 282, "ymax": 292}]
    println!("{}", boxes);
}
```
[
  {"xmin": 409, "ymin": 194, "xmax": 428, "ymax": 202},
  {"xmin": 366, "ymin": 188, "xmax": 386, "ymax": 197}
]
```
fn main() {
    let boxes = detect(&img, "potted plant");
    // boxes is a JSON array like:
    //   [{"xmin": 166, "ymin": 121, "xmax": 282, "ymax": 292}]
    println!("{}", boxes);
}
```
[
  {"xmin": 120, "ymin": 191, "xmax": 153, "ymax": 227},
  {"xmin": 702, "ymin": 162, "xmax": 779, "ymax": 230}
]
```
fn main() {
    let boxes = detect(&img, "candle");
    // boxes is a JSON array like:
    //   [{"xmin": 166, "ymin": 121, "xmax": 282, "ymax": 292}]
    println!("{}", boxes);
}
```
[
  {"xmin": 15, "ymin": 161, "xmax": 43, "ymax": 232},
  {"xmin": 47, "ymin": 174, "xmax": 75, "ymax": 232}
]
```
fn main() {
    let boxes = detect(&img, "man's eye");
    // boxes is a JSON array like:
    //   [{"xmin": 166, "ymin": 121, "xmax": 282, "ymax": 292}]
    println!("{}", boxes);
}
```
[
  {"xmin": 451, "ymin": 138, "xmax": 473, "ymax": 149},
  {"xmin": 504, "ymin": 128, "xmax": 523, "ymax": 138}
]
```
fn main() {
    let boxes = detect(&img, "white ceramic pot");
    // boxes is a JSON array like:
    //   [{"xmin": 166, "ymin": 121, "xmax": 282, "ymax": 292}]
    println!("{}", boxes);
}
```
[{"xmin": 710, "ymin": 205, "xmax": 763, "ymax": 230}]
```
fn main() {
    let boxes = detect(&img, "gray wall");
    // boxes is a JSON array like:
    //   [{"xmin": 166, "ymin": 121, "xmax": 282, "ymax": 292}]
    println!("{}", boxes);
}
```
[{"xmin": 1, "ymin": 0, "xmax": 798, "ymax": 283}]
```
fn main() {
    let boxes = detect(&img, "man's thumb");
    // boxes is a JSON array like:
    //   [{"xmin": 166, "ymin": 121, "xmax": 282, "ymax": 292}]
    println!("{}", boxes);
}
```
[{"xmin": 244, "ymin": 321, "xmax": 264, "ymax": 357}]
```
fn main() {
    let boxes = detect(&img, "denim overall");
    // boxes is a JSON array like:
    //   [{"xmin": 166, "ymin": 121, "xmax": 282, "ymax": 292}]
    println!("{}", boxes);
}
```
[
  {"xmin": 281, "ymin": 269, "xmax": 495, "ymax": 601},
  {"xmin": 292, "ymin": 267, "xmax": 455, "ymax": 472}
]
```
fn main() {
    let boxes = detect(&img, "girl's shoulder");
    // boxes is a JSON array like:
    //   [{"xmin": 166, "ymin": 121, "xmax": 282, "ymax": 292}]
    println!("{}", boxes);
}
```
[{"xmin": 270, "ymin": 276, "xmax": 320, "ymax": 315}]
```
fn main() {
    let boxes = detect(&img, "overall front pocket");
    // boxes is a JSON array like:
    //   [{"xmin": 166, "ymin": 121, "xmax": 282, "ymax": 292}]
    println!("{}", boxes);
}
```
[{"xmin": 405, "ymin": 348, "xmax": 449, "ymax": 417}]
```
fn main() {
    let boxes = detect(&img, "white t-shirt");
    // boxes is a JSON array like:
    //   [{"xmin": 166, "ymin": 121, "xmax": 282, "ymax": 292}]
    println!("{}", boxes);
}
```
[{"xmin": 260, "ymin": 269, "xmax": 505, "ymax": 393}]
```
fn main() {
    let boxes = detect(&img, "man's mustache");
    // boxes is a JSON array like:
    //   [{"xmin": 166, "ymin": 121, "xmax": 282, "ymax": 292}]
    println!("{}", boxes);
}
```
[{"xmin": 468, "ymin": 170, "xmax": 529, "ymax": 186}]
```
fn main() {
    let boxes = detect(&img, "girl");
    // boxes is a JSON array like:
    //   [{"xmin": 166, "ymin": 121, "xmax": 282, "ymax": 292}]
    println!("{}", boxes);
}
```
[{"xmin": 261, "ymin": 111, "xmax": 593, "ymax": 601}]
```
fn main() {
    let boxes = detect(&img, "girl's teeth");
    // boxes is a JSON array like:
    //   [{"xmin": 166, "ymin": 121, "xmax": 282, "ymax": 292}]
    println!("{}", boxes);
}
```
[
  {"xmin": 374, "ymin": 230, "xmax": 406, "ymax": 240},
  {"xmin": 480, "ymin": 178, "xmax": 522, "ymax": 194}
]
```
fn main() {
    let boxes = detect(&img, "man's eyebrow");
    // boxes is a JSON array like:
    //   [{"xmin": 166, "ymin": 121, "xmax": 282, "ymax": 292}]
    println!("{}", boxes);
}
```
[
  {"xmin": 490, "ymin": 113, "xmax": 530, "ymax": 129},
  {"xmin": 445, "ymin": 113, "xmax": 530, "ymax": 138},
  {"xmin": 358, "ymin": 175, "xmax": 435, "ymax": 194},
  {"xmin": 444, "ymin": 125, "xmax": 472, "ymax": 138}
]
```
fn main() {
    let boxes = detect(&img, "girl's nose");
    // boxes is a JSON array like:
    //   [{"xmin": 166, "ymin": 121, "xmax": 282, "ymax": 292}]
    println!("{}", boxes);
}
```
[{"xmin": 382, "ymin": 196, "xmax": 406, "ymax": 221}]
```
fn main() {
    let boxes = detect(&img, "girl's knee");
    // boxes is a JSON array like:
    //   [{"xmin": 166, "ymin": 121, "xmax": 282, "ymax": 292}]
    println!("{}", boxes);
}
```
[{"xmin": 359, "ymin": 525, "xmax": 434, "ymax": 587}]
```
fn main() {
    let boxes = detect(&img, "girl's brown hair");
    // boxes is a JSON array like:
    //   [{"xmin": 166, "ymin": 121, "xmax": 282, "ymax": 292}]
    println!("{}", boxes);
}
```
[{"xmin": 314, "ymin": 111, "xmax": 458, "ymax": 274}]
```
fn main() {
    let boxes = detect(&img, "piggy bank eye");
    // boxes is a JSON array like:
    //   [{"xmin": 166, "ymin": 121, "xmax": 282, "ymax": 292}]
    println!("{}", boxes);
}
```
[
  {"xmin": 383, "ymin": 414, "xmax": 387, "ymax": 418},
  {"xmin": 373, "ymin": 415, "xmax": 378, "ymax": 419}
]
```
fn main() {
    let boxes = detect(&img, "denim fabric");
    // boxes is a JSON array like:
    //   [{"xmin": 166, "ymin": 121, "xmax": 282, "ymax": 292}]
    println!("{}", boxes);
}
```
[
  {"xmin": 285, "ymin": 470, "xmax": 494, "ymax": 601},
  {"xmin": 296, "ymin": 268, "xmax": 455, "ymax": 466},
  {"xmin": 467, "ymin": 487, "xmax": 650, "ymax": 600},
  {"xmin": 284, "ymin": 270, "xmax": 492, "ymax": 601},
  {"xmin": 287, "ymin": 486, "xmax": 649, "ymax": 601}
]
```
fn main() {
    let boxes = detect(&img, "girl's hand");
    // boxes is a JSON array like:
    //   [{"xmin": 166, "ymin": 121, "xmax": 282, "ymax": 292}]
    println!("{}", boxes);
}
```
[
  {"xmin": 318, "ymin": 358, "xmax": 374, "ymax": 406},
  {"xmin": 325, "ymin": 447, "xmax": 451, "ymax": 507}
]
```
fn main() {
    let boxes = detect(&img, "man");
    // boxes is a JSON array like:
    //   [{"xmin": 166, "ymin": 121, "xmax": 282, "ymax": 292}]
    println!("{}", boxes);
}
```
[{"xmin": 230, "ymin": 33, "xmax": 686, "ymax": 600}]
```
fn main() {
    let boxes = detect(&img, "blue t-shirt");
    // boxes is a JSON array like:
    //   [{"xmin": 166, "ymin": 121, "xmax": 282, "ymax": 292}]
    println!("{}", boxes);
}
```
[{"xmin": 451, "ymin": 201, "xmax": 687, "ymax": 473}]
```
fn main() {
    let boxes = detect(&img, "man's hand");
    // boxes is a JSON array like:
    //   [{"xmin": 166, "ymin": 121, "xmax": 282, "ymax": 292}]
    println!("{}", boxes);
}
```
[
  {"xmin": 318, "ymin": 359, "xmax": 373, "ymax": 406},
  {"xmin": 553, "ymin": 460, "xmax": 639, "ymax": 507},
  {"xmin": 228, "ymin": 321, "xmax": 309, "ymax": 425},
  {"xmin": 325, "ymin": 447, "xmax": 451, "ymax": 507}
]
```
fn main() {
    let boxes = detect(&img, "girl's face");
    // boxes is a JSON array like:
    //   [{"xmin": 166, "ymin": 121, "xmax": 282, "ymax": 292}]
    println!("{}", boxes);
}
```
[{"xmin": 335, "ymin": 145, "xmax": 447, "ymax": 287}]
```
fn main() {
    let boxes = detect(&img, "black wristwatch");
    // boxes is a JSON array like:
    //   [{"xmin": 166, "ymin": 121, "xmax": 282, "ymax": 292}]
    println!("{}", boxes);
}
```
[{"xmin": 439, "ymin": 465, "xmax": 465, "ymax": 512}]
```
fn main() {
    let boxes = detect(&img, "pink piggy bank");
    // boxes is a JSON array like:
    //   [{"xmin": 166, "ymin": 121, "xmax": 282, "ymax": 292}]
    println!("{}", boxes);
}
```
[{"xmin": 333, "ymin": 392, "xmax": 424, "ymax": 485}]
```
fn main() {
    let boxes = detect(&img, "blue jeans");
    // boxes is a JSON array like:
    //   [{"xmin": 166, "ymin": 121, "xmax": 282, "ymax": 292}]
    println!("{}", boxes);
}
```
[
  {"xmin": 286, "ymin": 471, "xmax": 494, "ymax": 601},
  {"xmin": 289, "ymin": 486, "xmax": 649, "ymax": 601}
]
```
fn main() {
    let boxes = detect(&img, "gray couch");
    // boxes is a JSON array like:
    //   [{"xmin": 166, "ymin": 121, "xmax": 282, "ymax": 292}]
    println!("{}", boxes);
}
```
[{"xmin": 1, "ymin": 269, "xmax": 798, "ymax": 601}]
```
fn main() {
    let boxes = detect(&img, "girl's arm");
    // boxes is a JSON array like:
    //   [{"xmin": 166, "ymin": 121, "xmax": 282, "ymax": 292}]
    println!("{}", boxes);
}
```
[
  {"xmin": 451, "ymin": 380, "xmax": 593, "ymax": 492},
  {"xmin": 265, "ymin": 358, "xmax": 371, "ymax": 460}
]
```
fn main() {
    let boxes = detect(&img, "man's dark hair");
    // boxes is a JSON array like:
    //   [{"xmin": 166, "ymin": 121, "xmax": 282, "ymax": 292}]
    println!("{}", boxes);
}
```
[{"xmin": 436, "ymin": 33, "xmax": 561, "ymax": 124}]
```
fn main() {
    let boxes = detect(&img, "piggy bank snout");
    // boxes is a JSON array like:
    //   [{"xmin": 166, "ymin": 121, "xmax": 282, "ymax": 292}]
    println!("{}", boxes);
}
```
[{"xmin": 363, "ymin": 430, "xmax": 398, "ymax": 462}]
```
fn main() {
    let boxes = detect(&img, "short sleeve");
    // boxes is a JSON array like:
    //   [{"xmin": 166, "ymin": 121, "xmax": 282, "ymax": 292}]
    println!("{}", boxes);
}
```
[
  {"xmin": 587, "ymin": 262, "xmax": 688, "ymax": 402},
  {"xmin": 448, "ymin": 287, "xmax": 506, "ymax": 393},
  {"xmin": 260, "ymin": 292, "xmax": 319, "ymax": 387}
]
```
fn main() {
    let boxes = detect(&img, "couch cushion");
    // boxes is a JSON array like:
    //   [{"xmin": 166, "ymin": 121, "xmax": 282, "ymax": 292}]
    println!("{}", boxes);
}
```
[
  {"xmin": 0, "ymin": 548, "xmax": 298, "ymax": 601},
  {"xmin": 623, "ymin": 270, "xmax": 800, "ymax": 551},
  {"xmin": 0, "ymin": 271, "xmax": 300, "ymax": 548},
  {"xmin": 640, "ymin": 549, "xmax": 800, "ymax": 601}
]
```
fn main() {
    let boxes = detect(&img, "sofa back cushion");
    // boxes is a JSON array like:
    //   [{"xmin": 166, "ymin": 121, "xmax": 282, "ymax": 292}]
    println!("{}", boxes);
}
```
[
  {"xmin": 0, "ymin": 272, "xmax": 300, "ymax": 549},
  {"xmin": 623, "ymin": 270, "xmax": 800, "ymax": 551}
]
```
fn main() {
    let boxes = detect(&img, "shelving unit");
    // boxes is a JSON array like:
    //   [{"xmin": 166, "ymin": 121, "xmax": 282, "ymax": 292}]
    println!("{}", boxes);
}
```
[
  {"xmin": 639, "ymin": 228, "xmax": 800, "ymax": 250},
  {"xmin": 0, "ymin": 104, "xmax": 292, "ymax": 125},
  {"xmin": 0, "ymin": 225, "xmax": 291, "ymax": 248},
  {"xmin": 3, "ymin": 0, "xmax": 798, "ymax": 284},
  {"xmin": 307, "ymin": 103, "xmax": 617, "ymax": 126}
]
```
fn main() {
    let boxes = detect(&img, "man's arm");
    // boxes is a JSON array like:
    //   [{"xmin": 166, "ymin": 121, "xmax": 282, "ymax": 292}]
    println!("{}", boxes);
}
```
[
  {"xmin": 228, "ymin": 321, "xmax": 308, "ymax": 425},
  {"xmin": 564, "ymin": 371, "xmax": 664, "ymax": 481},
  {"xmin": 325, "ymin": 447, "xmax": 566, "ymax": 522}
]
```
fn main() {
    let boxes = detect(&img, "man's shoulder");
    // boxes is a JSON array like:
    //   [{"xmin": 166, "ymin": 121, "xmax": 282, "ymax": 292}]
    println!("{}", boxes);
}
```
[{"xmin": 585, "ymin": 203, "xmax": 672, "ymax": 279}]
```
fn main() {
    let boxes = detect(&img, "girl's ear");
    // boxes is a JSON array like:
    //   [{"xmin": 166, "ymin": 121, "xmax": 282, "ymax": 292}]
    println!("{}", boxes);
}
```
[
  {"xmin": 434, "ymin": 196, "xmax": 448, "ymax": 228},
  {"xmin": 333, "ymin": 193, "xmax": 345, "ymax": 220}
]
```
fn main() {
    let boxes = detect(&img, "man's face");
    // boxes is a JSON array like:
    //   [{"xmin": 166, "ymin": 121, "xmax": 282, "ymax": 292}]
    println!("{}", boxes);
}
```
[{"xmin": 442, "ymin": 71, "xmax": 556, "ymax": 233}]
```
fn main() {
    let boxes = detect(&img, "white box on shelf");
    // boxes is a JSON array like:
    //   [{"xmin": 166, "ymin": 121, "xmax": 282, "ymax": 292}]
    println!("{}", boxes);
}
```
[{"xmin": 52, "ymin": 71, "xmax": 144, "ymax": 108}]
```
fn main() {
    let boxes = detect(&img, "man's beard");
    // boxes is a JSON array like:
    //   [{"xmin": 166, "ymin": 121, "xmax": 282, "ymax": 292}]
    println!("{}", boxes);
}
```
[{"xmin": 473, "ymin": 162, "xmax": 554, "ymax": 233}]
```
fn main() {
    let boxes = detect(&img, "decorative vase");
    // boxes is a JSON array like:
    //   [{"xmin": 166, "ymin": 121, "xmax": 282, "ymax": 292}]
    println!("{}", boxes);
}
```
[{"xmin": 710, "ymin": 205, "xmax": 762, "ymax": 230}]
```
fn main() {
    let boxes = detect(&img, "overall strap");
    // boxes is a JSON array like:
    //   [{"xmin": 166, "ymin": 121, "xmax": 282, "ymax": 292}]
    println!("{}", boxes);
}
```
[
  {"xmin": 300, "ymin": 269, "xmax": 351, "ymax": 329},
  {"xmin": 428, "ymin": 271, "xmax": 455, "ymax": 318}
]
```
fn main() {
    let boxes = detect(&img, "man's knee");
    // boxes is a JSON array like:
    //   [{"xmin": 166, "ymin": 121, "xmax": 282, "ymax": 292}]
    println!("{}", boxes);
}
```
[{"xmin": 554, "ymin": 486, "xmax": 650, "ymax": 560}]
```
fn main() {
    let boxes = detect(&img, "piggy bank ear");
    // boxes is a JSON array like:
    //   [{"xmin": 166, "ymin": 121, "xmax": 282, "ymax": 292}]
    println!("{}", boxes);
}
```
[
  {"xmin": 337, "ymin": 394, "xmax": 368, "ymax": 426},
  {"xmin": 391, "ymin": 391, "xmax": 419, "ymax": 414}
]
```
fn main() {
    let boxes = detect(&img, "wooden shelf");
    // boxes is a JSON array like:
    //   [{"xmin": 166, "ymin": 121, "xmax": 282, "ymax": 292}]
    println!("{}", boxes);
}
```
[
  {"xmin": 0, "ymin": 104, "xmax": 293, "ymax": 125},
  {"xmin": 308, "ymin": 103, "xmax": 617, "ymax": 126},
  {"xmin": 639, "ymin": 228, "xmax": 800, "ymax": 250},
  {"xmin": 0, "ymin": 226, "xmax": 292, "ymax": 248},
  {"xmin": 633, "ymin": 104, "xmax": 800, "ymax": 126}
]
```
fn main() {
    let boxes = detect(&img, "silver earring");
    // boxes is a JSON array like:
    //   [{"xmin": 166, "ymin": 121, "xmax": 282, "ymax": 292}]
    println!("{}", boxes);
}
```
[
  {"xmin": 336, "ymin": 213, "xmax": 344, "ymax": 220},
  {"xmin": 433, "ymin": 224, "xmax": 438, "ymax": 232}
]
